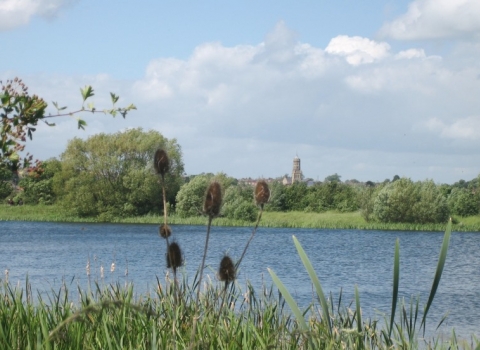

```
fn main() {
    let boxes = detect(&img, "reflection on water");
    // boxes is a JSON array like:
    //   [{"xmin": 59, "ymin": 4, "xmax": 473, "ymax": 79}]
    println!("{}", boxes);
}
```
[{"xmin": 0, "ymin": 221, "xmax": 479, "ymax": 340}]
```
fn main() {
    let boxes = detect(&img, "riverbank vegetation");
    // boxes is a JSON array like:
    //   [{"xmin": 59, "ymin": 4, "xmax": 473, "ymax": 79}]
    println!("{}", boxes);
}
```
[
  {"xmin": 2, "ymin": 204, "xmax": 480, "ymax": 231},
  {"xmin": 1, "ymin": 128, "xmax": 479, "ymax": 228}
]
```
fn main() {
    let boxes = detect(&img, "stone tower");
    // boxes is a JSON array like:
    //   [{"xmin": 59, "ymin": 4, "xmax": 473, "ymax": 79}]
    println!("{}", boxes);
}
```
[{"xmin": 291, "ymin": 155, "xmax": 302, "ymax": 183}]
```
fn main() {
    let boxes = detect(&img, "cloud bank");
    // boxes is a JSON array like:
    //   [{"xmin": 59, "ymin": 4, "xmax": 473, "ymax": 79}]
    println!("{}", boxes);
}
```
[
  {"xmin": 0, "ymin": 0, "xmax": 74, "ymax": 30},
  {"xmin": 379, "ymin": 0, "xmax": 480, "ymax": 40}
]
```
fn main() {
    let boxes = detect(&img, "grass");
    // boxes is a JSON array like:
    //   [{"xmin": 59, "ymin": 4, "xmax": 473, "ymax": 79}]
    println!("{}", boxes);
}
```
[{"xmin": 2, "ymin": 204, "xmax": 480, "ymax": 232}]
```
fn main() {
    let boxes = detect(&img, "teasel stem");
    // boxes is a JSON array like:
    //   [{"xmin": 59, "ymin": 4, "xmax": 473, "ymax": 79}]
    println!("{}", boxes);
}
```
[
  {"xmin": 236, "ymin": 181, "xmax": 269, "ymax": 270},
  {"xmin": 190, "ymin": 181, "xmax": 222, "ymax": 349},
  {"xmin": 196, "ymin": 216, "xmax": 212, "ymax": 304},
  {"xmin": 235, "ymin": 206, "xmax": 263, "ymax": 270}
]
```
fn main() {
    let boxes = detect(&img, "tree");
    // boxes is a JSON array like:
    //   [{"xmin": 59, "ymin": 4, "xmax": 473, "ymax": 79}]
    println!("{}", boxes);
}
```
[
  {"xmin": 448, "ymin": 187, "xmax": 479, "ymax": 217},
  {"xmin": 17, "ymin": 158, "xmax": 62, "ymax": 205},
  {"xmin": 175, "ymin": 174, "xmax": 212, "ymax": 218},
  {"xmin": 222, "ymin": 184, "xmax": 257, "ymax": 222},
  {"xmin": 324, "ymin": 173, "xmax": 342, "ymax": 183},
  {"xmin": 0, "ymin": 78, "xmax": 135, "ymax": 177},
  {"xmin": 373, "ymin": 178, "xmax": 449, "ymax": 224},
  {"xmin": 0, "ymin": 165, "xmax": 13, "ymax": 200},
  {"xmin": 373, "ymin": 178, "xmax": 418, "ymax": 223},
  {"xmin": 53, "ymin": 128, "xmax": 183, "ymax": 218},
  {"xmin": 175, "ymin": 172, "xmax": 236, "ymax": 218}
]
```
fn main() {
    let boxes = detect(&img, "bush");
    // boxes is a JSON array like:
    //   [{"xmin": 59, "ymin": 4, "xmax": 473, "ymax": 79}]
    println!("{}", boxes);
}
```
[
  {"xmin": 373, "ymin": 178, "xmax": 449, "ymax": 224},
  {"xmin": 448, "ymin": 187, "xmax": 479, "ymax": 217},
  {"xmin": 233, "ymin": 201, "xmax": 257, "ymax": 222}
]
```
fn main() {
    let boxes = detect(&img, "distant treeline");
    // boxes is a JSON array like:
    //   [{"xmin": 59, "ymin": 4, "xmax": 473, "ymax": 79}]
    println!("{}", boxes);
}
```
[{"xmin": 1, "ymin": 129, "xmax": 479, "ymax": 224}]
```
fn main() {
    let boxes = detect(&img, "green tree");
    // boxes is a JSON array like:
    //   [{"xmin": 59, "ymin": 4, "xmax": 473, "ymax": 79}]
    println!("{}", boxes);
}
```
[
  {"xmin": 373, "ymin": 178, "xmax": 449, "ymax": 224},
  {"xmin": 413, "ymin": 180, "xmax": 449, "ymax": 224},
  {"xmin": 175, "ymin": 172, "xmax": 236, "ymax": 218},
  {"xmin": 284, "ymin": 182, "xmax": 308, "ymax": 211},
  {"xmin": 324, "ymin": 173, "xmax": 341, "ymax": 183},
  {"xmin": 265, "ymin": 181, "xmax": 286, "ymax": 211},
  {"xmin": 373, "ymin": 178, "xmax": 418, "ymax": 223},
  {"xmin": 448, "ymin": 187, "xmax": 479, "ymax": 217},
  {"xmin": 0, "ymin": 165, "xmax": 13, "ymax": 200},
  {"xmin": 222, "ymin": 184, "xmax": 257, "ymax": 221},
  {"xmin": 175, "ymin": 174, "xmax": 213, "ymax": 217},
  {"xmin": 54, "ymin": 128, "xmax": 183, "ymax": 218},
  {"xmin": 17, "ymin": 158, "xmax": 62, "ymax": 205}
]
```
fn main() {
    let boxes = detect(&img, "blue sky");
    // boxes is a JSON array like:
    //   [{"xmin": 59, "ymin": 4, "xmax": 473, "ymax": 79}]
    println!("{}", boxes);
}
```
[{"xmin": 2, "ymin": 0, "xmax": 480, "ymax": 184}]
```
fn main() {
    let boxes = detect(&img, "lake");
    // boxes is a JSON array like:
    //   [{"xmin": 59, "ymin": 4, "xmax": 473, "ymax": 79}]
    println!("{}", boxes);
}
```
[{"xmin": 0, "ymin": 221, "xmax": 479, "ymax": 340}]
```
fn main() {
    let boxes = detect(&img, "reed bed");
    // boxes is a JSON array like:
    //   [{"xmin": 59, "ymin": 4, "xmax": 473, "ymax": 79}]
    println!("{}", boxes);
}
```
[{"xmin": 0, "ymin": 274, "xmax": 477, "ymax": 349}]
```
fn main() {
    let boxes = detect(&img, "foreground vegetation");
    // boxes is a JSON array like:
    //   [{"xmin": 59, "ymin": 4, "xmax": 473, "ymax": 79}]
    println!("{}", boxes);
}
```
[{"xmin": 2, "ymin": 204, "xmax": 480, "ymax": 232}]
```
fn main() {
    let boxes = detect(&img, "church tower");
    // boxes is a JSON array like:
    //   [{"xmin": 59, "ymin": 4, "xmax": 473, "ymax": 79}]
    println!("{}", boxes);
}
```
[{"xmin": 291, "ymin": 155, "xmax": 302, "ymax": 183}]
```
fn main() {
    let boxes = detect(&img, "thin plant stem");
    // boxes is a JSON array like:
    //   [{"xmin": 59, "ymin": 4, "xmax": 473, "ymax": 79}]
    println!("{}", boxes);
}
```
[
  {"xmin": 190, "ymin": 215, "xmax": 213, "ymax": 349},
  {"xmin": 236, "ymin": 205, "xmax": 263, "ymax": 270}
]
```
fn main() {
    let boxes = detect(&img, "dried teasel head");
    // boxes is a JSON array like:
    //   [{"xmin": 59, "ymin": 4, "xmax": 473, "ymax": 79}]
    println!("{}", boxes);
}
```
[
  {"xmin": 203, "ymin": 181, "xmax": 222, "ymax": 218},
  {"xmin": 159, "ymin": 224, "xmax": 172, "ymax": 239},
  {"xmin": 254, "ymin": 180, "xmax": 270, "ymax": 208},
  {"xmin": 166, "ymin": 242, "xmax": 183, "ymax": 271},
  {"xmin": 154, "ymin": 149, "xmax": 169, "ymax": 177},
  {"xmin": 218, "ymin": 255, "xmax": 235, "ymax": 283}
]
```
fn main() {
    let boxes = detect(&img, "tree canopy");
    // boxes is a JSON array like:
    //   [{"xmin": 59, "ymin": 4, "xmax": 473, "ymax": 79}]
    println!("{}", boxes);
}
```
[{"xmin": 53, "ymin": 128, "xmax": 184, "ymax": 219}]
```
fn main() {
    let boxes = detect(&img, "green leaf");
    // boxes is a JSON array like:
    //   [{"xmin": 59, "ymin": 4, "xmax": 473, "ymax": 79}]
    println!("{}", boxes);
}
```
[
  {"xmin": 110, "ymin": 92, "xmax": 119, "ymax": 104},
  {"xmin": 293, "ymin": 235, "xmax": 332, "ymax": 336},
  {"xmin": 77, "ymin": 118, "xmax": 87, "ymax": 130},
  {"xmin": 389, "ymin": 238, "xmax": 400, "ymax": 337},
  {"xmin": 355, "ymin": 285, "xmax": 362, "ymax": 333},
  {"xmin": 80, "ymin": 86, "xmax": 94, "ymax": 102},
  {"xmin": 267, "ymin": 268, "xmax": 309, "ymax": 332},
  {"xmin": 52, "ymin": 101, "xmax": 67, "ymax": 111},
  {"xmin": 87, "ymin": 102, "xmax": 95, "ymax": 111},
  {"xmin": 421, "ymin": 219, "xmax": 452, "ymax": 332}
]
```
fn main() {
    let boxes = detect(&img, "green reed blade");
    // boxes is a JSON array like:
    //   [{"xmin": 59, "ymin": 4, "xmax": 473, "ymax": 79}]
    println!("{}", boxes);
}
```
[
  {"xmin": 293, "ymin": 235, "xmax": 332, "ymax": 336},
  {"xmin": 355, "ymin": 285, "xmax": 362, "ymax": 333},
  {"xmin": 389, "ymin": 238, "xmax": 400, "ymax": 337},
  {"xmin": 421, "ymin": 219, "xmax": 452, "ymax": 332},
  {"xmin": 267, "ymin": 268, "xmax": 308, "ymax": 332}
]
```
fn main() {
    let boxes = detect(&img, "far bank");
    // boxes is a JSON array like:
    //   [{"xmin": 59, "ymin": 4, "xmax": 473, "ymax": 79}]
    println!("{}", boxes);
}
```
[{"xmin": 1, "ymin": 204, "xmax": 479, "ymax": 232}]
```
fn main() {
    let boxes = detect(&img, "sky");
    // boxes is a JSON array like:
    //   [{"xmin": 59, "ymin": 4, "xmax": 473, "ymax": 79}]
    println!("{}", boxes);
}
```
[{"xmin": 1, "ymin": 0, "xmax": 480, "ymax": 184}]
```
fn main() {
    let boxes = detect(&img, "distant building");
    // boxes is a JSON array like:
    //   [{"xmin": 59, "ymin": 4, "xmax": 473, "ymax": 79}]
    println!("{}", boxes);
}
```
[{"xmin": 292, "ymin": 155, "xmax": 302, "ymax": 183}]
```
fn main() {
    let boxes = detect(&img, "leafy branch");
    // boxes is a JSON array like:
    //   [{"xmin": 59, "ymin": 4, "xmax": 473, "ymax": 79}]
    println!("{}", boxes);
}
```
[{"xmin": 0, "ymin": 77, "xmax": 136, "ymax": 172}]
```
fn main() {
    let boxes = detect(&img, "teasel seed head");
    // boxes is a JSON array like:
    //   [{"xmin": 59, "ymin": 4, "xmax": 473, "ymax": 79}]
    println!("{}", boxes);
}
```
[
  {"xmin": 255, "ymin": 180, "xmax": 270, "ymax": 208},
  {"xmin": 203, "ymin": 181, "xmax": 222, "ymax": 218},
  {"xmin": 154, "ymin": 149, "xmax": 170, "ymax": 177},
  {"xmin": 218, "ymin": 255, "xmax": 236, "ymax": 283},
  {"xmin": 166, "ymin": 242, "xmax": 183, "ymax": 271},
  {"xmin": 159, "ymin": 224, "xmax": 172, "ymax": 239}
]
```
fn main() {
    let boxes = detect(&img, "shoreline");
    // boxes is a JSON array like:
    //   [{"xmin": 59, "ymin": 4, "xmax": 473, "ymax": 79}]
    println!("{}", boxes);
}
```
[{"xmin": 1, "ymin": 204, "xmax": 480, "ymax": 232}]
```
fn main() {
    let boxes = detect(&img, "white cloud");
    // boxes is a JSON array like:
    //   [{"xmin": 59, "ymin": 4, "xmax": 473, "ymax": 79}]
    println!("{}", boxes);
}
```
[
  {"xmin": 395, "ymin": 48, "xmax": 426, "ymax": 59},
  {"xmin": 0, "ymin": 0, "xmax": 75, "ymax": 31},
  {"xmin": 423, "ymin": 116, "xmax": 480, "ymax": 140},
  {"xmin": 325, "ymin": 35, "xmax": 390, "ymax": 65},
  {"xmin": 379, "ymin": 0, "xmax": 480, "ymax": 40}
]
